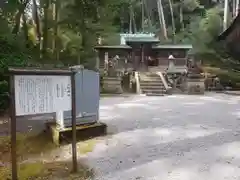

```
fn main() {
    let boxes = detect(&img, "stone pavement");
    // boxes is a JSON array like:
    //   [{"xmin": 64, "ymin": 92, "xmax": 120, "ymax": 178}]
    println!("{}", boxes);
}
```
[
  {"xmin": 82, "ymin": 93, "xmax": 240, "ymax": 180},
  {"xmin": 224, "ymin": 91, "xmax": 240, "ymax": 96}
]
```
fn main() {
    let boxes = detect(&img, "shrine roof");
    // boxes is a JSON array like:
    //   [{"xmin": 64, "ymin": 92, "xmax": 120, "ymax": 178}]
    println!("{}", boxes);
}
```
[
  {"xmin": 125, "ymin": 36, "xmax": 160, "ymax": 43},
  {"xmin": 94, "ymin": 45, "xmax": 132, "ymax": 49},
  {"xmin": 217, "ymin": 13, "xmax": 240, "ymax": 41},
  {"xmin": 152, "ymin": 44, "xmax": 192, "ymax": 49}
]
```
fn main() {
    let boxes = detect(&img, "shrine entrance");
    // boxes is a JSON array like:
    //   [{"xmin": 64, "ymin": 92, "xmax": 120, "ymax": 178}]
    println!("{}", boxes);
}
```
[{"xmin": 147, "ymin": 57, "xmax": 158, "ymax": 66}]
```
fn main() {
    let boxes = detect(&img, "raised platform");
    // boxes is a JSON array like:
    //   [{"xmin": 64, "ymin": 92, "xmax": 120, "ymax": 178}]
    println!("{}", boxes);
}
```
[{"xmin": 46, "ymin": 122, "xmax": 107, "ymax": 145}]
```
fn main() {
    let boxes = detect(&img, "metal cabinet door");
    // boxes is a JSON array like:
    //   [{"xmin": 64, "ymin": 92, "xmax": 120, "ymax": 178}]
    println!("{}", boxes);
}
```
[
  {"xmin": 81, "ymin": 69, "xmax": 100, "ymax": 123},
  {"xmin": 63, "ymin": 70, "xmax": 99, "ymax": 126}
]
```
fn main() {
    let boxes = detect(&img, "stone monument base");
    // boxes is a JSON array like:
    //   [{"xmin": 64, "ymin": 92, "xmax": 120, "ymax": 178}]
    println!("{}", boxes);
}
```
[
  {"xmin": 186, "ymin": 78, "xmax": 205, "ymax": 94},
  {"xmin": 102, "ymin": 76, "xmax": 123, "ymax": 94}
]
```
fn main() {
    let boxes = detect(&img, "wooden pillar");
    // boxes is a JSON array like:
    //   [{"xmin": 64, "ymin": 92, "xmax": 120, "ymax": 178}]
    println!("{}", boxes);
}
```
[
  {"xmin": 95, "ymin": 50, "xmax": 100, "ymax": 70},
  {"xmin": 141, "ymin": 44, "xmax": 145, "ymax": 71},
  {"xmin": 141, "ymin": 44, "xmax": 144, "ymax": 63},
  {"xmin": 132, "ymin": 49, "xmax": 136, "ymax": 71}
]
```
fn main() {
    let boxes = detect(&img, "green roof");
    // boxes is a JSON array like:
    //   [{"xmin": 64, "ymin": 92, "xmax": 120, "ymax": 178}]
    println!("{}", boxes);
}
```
[
  {"xmin": 152, "ymin": 44, "xmax": 193, "ymax": 49},
  {"xmin": 125, "ymin": 36, "xmax": 160, "ymax": 43},
  {"xmin": 94, "ymin": 45, "xmax": 132, "ymax": 49}
]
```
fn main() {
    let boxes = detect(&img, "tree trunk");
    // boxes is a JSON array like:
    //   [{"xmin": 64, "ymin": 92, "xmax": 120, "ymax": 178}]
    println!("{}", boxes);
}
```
[
  {"xmin": 32, "ymin": 0, "xmax": 41, "ymax": 58},
  {"xmin": 130, "ymin": 4, "xmax": 137, "ymax": 33},
  {"xmin": 157, "ymin": 0, "xmax": 168, "ymax": 39},
  {"xmin": 157, "ymin": 1, "xmax": 163, "ymax": 29},
  {"xmin": 53, "ymin": 0, "xmax": 60, "ymax": 61},
  {"xmin": 223, "ymin": 0, "xmax": 228, "ymax": 31},
  {"xmin": 179, "ymin": 4, "xmax": 184, "ymax": 30},
  {"xmin": 236, "ymin": 0, "xmax": 239, "ymax": 16},
  {"xmin": 141, "ymin": 0, "xmax": 144, "ymax": 32},
  {"xmin": 42, "ymin": 0, "xmax": 50, "ymax": 58},
  {"xmin": 12, "ymin": 0, "xmax": 30, "ymax": 34},
  {"xmin": 168, "ymin": 0, "xmax": 175, "ymax": 43},
  {"xmin": 22, "ymin": 14, "xmax": 29, "ymax": 47},
  {"xmin": 233, "ymin": 0, "xmax": 236, "ymax": 17},
  {"xmin": 144, "ymin": 0, "xmax": 153, "ymax": 30},
  {"xmin": 129, "ymin": 6, "xmax": 132, "ymax": 33}
]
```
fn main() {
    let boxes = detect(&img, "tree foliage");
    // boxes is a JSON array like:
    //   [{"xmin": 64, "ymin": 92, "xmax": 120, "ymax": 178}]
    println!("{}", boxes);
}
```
[{"xmin": 0, "ymin": 0, "xmax": 238, "ymax": 111}]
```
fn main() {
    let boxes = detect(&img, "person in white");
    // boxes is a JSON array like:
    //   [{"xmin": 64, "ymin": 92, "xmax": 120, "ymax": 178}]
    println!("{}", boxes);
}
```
[
  {"xmin": 168, "ymin": 54, "xmax": 175, "ymax": 59},
  {"xmin": 168, "ymin": 54, "xmax": 175, "ymax": 70}
]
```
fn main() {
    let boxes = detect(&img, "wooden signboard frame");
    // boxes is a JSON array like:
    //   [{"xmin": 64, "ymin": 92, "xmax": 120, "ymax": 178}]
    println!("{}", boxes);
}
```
[{"xmin": 8, "ymin": 68, "xmax": 78, "ymax": 180}]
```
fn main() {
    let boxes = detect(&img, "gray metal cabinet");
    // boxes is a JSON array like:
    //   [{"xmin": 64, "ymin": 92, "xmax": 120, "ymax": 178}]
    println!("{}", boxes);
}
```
[{"xmin": 63, "ymin": 69, "xmax": 100, "ymax": 127}]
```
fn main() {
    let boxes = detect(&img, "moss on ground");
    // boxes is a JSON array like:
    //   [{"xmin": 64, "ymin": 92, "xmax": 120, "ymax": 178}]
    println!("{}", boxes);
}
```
[
  {"xmin": 0, "ymin": 132, "xmax": 95, "ymax": 180},
  {"xmin": 203, "ymin": 66, "xmax": 240, "ymax": 88},
  {"xmin": 0, "ymin": 161, "xmax": 94, "ymax": 180},
  {"xmin": 77, "ymin": 139, "xmax": 97, "ymax": 154},
  {"xmin": 0, "ymin": 132, "xmax": 56, "ymax": 163}
]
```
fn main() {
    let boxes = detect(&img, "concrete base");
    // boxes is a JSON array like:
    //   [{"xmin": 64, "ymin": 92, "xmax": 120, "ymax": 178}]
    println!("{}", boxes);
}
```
[{"xmin": 46, "ymin": 122, "xmax": 107, "ymax": 145}]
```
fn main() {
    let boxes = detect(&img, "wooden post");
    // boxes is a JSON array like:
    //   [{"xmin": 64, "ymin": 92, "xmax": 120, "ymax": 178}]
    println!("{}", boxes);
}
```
[
  {"xmin": 10, "ymin": 75, "xmax": 17, "ymax": 180},
  {"xmin": 71, "ymin": 71, "xmax": 77, "ymax": 172}
]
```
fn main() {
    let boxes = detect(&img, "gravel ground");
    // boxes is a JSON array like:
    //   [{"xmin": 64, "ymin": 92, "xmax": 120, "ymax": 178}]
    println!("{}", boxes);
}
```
[
  {"xmin": 82, "ymin": 93, "xmax": 240, "ymax": 180},
  {"xmin": 2, "ymin": 93, "xmax": 240, "ymax": 180}
]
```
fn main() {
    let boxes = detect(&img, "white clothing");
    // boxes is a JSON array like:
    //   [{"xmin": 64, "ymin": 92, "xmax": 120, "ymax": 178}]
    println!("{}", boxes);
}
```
[{"xmin": 168, "ymin": 55, "xmax": 175, "ymax": 59}]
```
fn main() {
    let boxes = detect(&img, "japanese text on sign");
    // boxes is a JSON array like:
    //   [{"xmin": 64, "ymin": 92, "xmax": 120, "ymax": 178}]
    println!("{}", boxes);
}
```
[{"xmin": 14, "ymin": 75, "xmax": 71, "ymax": 116}]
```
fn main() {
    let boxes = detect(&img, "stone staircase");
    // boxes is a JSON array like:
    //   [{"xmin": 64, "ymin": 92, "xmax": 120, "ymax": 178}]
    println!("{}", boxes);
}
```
[{"xmin": 139, "ymin": 72, "xmax": 166, "ymax": 95}]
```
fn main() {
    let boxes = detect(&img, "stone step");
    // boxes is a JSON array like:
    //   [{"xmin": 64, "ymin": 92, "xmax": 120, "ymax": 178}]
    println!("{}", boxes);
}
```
[
  {"xmin": 141, "ymin": 86, "xmax": 165, "ymax": 90},
  {"xmin": 140, "ymin": 77, "xmax": 161, "ymax": 81},
  {"xmin": 139, "ymin": 72, "xmax": 167, "ymax": 95},
  {"xmin": 141, "ymin": 75, "xmax": 160, "ymax": 79},
  {"xmin": 140, "ymin": 72, "xmax": 159, "ymax": 75},
  {"xmin": 140, "ymin": 78, "xmax": 162, "ymax": 82},
  {"xmin": 140, "ymin": 77, "xmax": 162, "ymax": 81},
  {"xmin": 145, "ymin": 93, "xmax": 165, "ymax": 96},
  {"xmin": 140, "ymin": 81, "xmax": 163, "ymax": 85},
  {"xmin": 142, "ymin": 89, "xmax": 165, "ymax": 94},
  {"xmin": 140, "ymin": 84, "xmax": 164, "ymax": 88},
  {"xmin": 140, "ymin": 74, "xmax": 160, "ymax": 78}
]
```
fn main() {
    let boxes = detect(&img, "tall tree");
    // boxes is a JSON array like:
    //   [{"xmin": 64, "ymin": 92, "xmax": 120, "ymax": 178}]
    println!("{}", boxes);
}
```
[
  {"xmin": 168, "ymin": 0, "xmax": 175, "ymax": 42},
  {"xmin": 223, "ymin": 0, "xmax": 228, "ymax": 30},
  {"xmin": 157, "ymin": 0, "xmax": 168, "ymax": 39}
]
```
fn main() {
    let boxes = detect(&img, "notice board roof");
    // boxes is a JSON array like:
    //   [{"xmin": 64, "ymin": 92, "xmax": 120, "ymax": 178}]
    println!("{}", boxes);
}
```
[
  {"xmin": 8, "ymin": 67, "xmax": 73, "ymax": 75},
  {"xmin": 217, "ymin": 13, "xmax": 240, "ymax": 41}
]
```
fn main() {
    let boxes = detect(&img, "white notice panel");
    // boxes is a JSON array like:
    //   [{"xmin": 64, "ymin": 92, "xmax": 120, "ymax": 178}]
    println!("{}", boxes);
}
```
[{"xmin": 14, "ymin": 75, "xmax": 72, "ymax": 116}]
